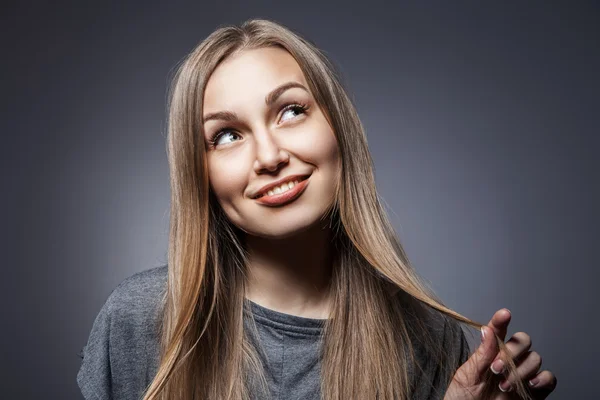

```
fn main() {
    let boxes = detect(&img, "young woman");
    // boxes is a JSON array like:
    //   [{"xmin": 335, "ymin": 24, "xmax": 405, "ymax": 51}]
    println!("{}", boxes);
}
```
[{"xmin": 77, "ymin": 19, "xmax": 557, "ymax": 400}]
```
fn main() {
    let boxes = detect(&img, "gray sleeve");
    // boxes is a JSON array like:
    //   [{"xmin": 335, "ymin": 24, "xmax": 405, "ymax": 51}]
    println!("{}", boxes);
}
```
[
  {"xmin": 77, "ymin": 292, "xmax": 114, "ymax": 400},
  {"xmin": 77, "ymin": 266, "xmax": 166, "ymax": 400},
  {"xmin": 426, "ymin": 316, "xmax": 471, "ymax": 400},
  {"xmin": 458, "ymin": 325, "xmax": 471, "ymax": 365}
]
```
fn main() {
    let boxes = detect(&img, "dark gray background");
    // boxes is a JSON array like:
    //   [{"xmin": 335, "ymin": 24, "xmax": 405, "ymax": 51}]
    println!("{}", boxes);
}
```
[{"xmin": 2, "ymin": 1, "xmax": 597, "ymax": 399}]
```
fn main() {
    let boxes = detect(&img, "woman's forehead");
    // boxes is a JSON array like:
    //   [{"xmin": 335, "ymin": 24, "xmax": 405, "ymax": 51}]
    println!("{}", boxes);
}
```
[{"xmin": 203, "ymin": 47, "xmax": 308, "ymax": 109}]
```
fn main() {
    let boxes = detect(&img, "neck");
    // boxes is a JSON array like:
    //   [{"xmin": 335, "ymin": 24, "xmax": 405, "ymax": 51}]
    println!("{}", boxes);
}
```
[{"xmin": 244, "ymin": 223, "xmax": 334, "ymax": 319}]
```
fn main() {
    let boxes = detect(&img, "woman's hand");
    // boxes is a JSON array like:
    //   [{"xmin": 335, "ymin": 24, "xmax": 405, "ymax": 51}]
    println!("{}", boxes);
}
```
[{"xmin": 444, "ymin": 309, "xmax": 557, "ymax": 399}]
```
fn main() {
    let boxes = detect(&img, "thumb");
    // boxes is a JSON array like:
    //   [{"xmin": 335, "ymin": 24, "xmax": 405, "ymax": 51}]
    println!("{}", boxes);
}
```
[{"xmin": 457, "ymin": 326, "xmax": 501, "ymax": 386}]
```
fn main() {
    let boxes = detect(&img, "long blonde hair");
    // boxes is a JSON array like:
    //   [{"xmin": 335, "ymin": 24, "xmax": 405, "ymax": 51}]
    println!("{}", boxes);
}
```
[{"xmin": 143, "ymin": 18, "xmax": 530, "ymax": 400}]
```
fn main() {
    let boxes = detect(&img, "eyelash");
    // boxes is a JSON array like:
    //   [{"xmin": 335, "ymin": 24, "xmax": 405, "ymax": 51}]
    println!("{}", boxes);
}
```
[{"xmin": 208, "ymin": 102, "xmax": 310, "ymax": 148}]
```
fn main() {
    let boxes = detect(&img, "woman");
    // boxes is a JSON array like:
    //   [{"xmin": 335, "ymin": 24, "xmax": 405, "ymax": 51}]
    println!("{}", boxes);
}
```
[{"xmin": 77, "ymin": 19, "xmax": 557, "ymax": 400}]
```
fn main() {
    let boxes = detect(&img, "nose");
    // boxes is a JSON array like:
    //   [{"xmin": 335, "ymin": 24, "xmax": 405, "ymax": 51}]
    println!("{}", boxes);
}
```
[{"xmin": 253, "ymin": 129, "xmax": 290, "ymax": 174}]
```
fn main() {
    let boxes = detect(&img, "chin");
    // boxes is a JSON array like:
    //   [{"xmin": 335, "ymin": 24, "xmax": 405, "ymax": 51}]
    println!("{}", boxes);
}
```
[
  {"xmin": 256, "ymin": 225, "xmax": 314, "ymax": 240},
  {"xmin": 243, "ymin": 211, "xmax": 328, "ymax": 240}
]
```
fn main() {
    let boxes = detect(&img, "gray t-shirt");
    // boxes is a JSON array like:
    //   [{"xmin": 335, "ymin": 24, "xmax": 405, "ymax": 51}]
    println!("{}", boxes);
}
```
[{"xmin": 77, "ymin": 265, "xmax": 470, "ymax": 400}]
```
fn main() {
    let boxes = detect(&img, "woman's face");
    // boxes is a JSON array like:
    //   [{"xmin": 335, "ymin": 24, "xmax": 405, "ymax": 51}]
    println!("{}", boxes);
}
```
[{"xmin": 202, "ymin": 47, "xmax": 340, "ymax": 239}]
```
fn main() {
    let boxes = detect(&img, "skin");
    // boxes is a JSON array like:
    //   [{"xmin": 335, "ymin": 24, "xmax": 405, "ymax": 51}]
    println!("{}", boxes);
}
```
[
  {"xmin": 202, "ymin": 46, "xmax": 557, "ymax": 397},
  {"xmin": 202, "ymin": 47, "xmax": 340, "ymax": 319},
  {"xmin": 445, "ymin": 309, "xmax": 558, "ymax": 399}
]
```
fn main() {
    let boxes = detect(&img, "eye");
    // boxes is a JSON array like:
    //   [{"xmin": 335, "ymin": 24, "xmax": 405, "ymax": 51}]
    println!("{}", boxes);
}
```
[
  {"xmin": 207, "ymin": 102, "xmax": 310, "ymax": 149},
  {"xmin": 209, "ymin": 129, "xmax": 240, "ymax": 147},
  {"xmin": 280, "ymin": 103, "xmax": 309, "ymax": 123}
]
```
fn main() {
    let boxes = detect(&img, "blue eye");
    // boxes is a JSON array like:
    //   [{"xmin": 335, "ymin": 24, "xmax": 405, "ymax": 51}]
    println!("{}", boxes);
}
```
[
  {"xmin": 211, "ymin": 130, "xmax": 240, "ymax": 146},
  {"xmin": 208, "ymin": 102, "xmax": 309, "ymax": 148}
]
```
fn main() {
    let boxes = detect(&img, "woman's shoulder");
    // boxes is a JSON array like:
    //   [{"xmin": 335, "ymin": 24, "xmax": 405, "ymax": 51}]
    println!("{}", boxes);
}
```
[
  {"xmin": 86, "ymin": 264, "xmax": 168, "ymax": 352},
  {"xmin": 104, "ymin": 264, "xmax": 168, "ymax": 318},
  {"xmin": 395, "ymin": 289, "xmax": 469, "ymax": 351},
  {"xmin": 77, "ymin": 265, "xmax": 168, "ymax": 400},
  {"xmin": 394, "ymin": 290, "xmax": 472, "ymax": 399}
]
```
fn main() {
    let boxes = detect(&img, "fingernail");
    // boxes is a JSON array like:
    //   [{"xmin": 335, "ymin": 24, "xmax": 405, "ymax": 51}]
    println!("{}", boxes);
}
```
[
  {"xmin": 480, "ymin": 327, "xmax": 486, "ymax": 342},
  {"xmin": 528, "ymin": 378, "xmax": 539, "ymax": 387},
  {"xmin": 490, "ymin": 359, "xmax": 505, "ymax": 375},
  {"xmin": 499, "ymin": 381, "xmax": 512, "ymax": 392}
]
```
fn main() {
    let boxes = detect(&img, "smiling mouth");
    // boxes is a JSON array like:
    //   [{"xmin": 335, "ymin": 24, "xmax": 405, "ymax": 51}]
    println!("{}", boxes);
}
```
[
  {"xmin": 253, "ymin": 175, "xmax": 311, "ymax": 207},
  {"xmin": 253, "ymin": 175, "xmax": 310, "ymax": 199}
]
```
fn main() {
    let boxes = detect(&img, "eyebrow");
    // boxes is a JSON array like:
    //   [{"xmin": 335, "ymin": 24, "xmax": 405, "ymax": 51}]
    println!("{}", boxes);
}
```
[{"xmin": 202, "ymin": 81, "xmax": 308, "ymax": 124}]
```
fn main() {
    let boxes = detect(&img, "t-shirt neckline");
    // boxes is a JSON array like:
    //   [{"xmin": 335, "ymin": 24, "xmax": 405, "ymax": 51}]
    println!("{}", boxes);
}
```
[{"xmin": 244, "ymin": 298, "xmax": 328, "ymax": 336}]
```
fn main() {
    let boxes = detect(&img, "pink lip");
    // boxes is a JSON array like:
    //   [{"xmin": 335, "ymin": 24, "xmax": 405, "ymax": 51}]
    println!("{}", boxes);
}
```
[
  {"xmin": 254, "ymin": 176, "xmax": 310, "ymax": 207},
  {"xmin": 252, "ymin": 174, "xmax": 311, "ymax": 199}
]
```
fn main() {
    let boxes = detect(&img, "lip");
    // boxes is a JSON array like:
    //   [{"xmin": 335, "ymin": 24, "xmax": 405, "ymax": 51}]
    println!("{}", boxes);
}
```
[
  {"xmin": 251, "ymin": 174, "xmax": 311, "ymax": 199},
  {"xmin": 253, "ymin": 176, "xmax": 310, "ymax": 207}
]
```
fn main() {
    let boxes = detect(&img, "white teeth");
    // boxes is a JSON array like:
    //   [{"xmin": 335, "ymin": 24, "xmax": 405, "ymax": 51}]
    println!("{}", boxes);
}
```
[{"xmin": 261, "ymin": 179, "xmax": 301, "ymax": 198}]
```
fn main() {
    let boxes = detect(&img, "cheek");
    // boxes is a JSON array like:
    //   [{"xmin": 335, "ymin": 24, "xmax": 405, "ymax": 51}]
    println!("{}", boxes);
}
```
[
  {"xmin": 311, "ymin": 128, "xmax": 341, "ymax": 196},
  {"xmin": 207, "ymin": 156, "xmax": 249, "ymax": 203},
  {"xmin": 308, "ymin": 126, "xmax": 339, "ymax": 167},
  {"xmin": 289, "ymin": 115, "xmax": 339, "ymax": 163}
]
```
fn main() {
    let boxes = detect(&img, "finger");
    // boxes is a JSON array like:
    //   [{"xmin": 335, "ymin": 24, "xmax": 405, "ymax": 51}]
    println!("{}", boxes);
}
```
[
  {"xmin": 498, "ymin": 351, "xmax": 542, "ymax": 392},
  {"xmin": 527, "ymin": 370, "xmax": 558, "ymax": 399},
  {"xmin": 490, "ymin": 331, "xmax": 533, "ymax": 375},
  {"xmin": 487, "ymin": 308, "xmax": 511, "ymax": 342},
  {"xmin": 467, "ymin": 325, "xmax": 501, "ymax": 382}
]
